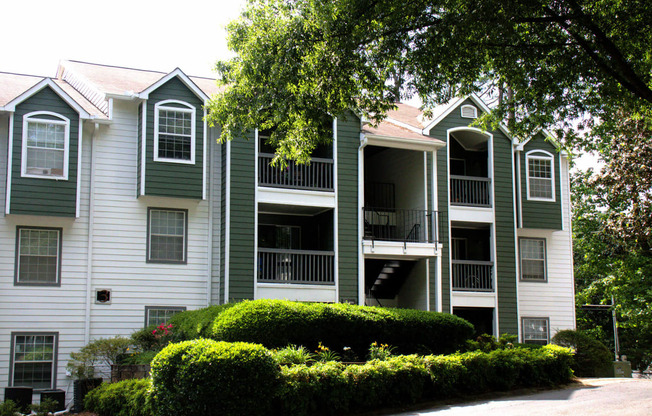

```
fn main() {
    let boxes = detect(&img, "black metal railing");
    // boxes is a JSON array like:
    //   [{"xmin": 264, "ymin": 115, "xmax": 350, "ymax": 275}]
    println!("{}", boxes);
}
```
[
  {"xmin": 451, "ymin": 260, "xmax": 494, "ymax": 291},
  {"xmin": 450, "ymin": 175, "xmax": 491, "ymax": 207},
  {"xmin": 363, "ymin": 207, "xmax": 439, "ymax": 244},
  {"xmin": 258, "ymin": 153, "xmax": 333, "ymax": 191},
  {"xmin": 257, "ymin": 248, "xmax": 335, "ymax": 284}
]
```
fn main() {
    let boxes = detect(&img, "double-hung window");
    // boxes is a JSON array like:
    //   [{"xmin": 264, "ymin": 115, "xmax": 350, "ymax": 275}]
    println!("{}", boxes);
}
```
[
  {"xmin": 526, "ymin": 151, "xmax": 555, "ymax": 201},
  {"xmin": 520, "ymin": 238, "xmax": 546, "ymax": 281},
  {"xmin": 15, "ymin": 227, "xmax": 62, "ymax": 286},
  {"xmin": 22, "ymin": 112, "xmax": 70, "ymax": 179},
  {"xmin": 522, "ymin": 318, "xmax": 549, "ymax": 345},
  {"xmin": 11, "ymin": 332, "xmax": 58, "ymax": 389},
  {"xmin": 154, "ymin": 100, "xmax": 196, "ymax": 164},
  {"xmin": 147, "ymin": 208, "xmax": 187, "ymax": 263}
]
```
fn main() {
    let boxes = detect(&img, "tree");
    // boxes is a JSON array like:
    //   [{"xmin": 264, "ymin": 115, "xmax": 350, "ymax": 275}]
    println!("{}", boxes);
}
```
[{"xmin": 207, "ymin": 0, "xmax": 652, "ymax": 160}]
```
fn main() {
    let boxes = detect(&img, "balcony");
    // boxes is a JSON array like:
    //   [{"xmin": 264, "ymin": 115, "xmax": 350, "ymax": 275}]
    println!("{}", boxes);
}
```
[
  {"xmin": 258, "ymin": 153, "xmax": 333, "ymax": 192},
  {"xmin": 450, "ymin": 175, "xmax": 491, "ymax": 207},
  {"xmin": 363, "ymin": 208, "xmax": 438, "ymax": 244},
  {"xmin": 452, "ymin": 260, "xmax": 494, "ymax": 292},
  {"xmin": 257, "ymin": 248, "xmax": 335, "ymax": 284}
]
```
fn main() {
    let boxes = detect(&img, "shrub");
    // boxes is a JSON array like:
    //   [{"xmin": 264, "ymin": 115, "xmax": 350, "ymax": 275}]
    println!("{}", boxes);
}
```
[
  {"xmin": 552, "ymin": 329, "xmax": 613, "ymax": 376},
  {"xmin": 0, "ymin": 400, "xmax": 19, "ymax": 416},
  {"xmin": 68, "ymin": 337, "xmax": 132, "ymax": 379},
  {"xmin": 150, "ymin": 339, "xmax": 279, "ymax": 416},
  {"xmin": 84, "ymin": 379, "xmax": 153, "ymax": 416},
  {"xmin": 211, "ymin": 299, "xmax": 473, "ymax": 354}
]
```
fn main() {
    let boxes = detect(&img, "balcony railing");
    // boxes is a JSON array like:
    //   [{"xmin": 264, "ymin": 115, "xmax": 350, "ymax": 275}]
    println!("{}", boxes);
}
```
[
  {"xmin": 452, "ymin": 260, "xmax": 494, "ymax": 292},
  {"xmin": 257, "ymin": 248, "xmax": 335, "ymax": 284},
  {"xmin": 363, "ymin": 207, "xmax": 439, "ymax": 244},
  {"xmin": 450, "ymin": 175, "xmax": 491, "ymax": 207},
  {"xmin": 258, "ymin": 153, "xmax": 333, "ymax": 191}
]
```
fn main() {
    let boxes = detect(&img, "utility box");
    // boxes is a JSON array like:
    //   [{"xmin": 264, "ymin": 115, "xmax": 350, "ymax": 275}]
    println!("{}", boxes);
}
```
[
  {"xmin": 40, "ymin": 389, "xmax": 66, "ymax": 411},
  {"xmin": 612, "ymin": 360, "xmax": 632, "ymax": 378},
  {"xmin": 4, "ymin": 386, "xmax": 32, "ymax": 413}
]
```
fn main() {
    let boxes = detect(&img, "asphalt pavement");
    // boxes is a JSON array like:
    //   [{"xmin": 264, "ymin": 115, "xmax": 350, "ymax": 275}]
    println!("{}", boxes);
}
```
[{"xmin": 389, "ymin": 378, "xmax": 652, "ymax": 416}]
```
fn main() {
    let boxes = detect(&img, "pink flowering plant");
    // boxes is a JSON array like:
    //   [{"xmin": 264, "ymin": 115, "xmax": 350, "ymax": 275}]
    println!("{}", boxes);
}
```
[{"xmin": 153, "ymin": 323, "xmax": 173, "ymax": 338}]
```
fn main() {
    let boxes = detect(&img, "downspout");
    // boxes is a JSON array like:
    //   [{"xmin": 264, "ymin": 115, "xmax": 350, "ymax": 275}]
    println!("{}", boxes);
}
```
[
  {"xmin": 84, "ymin": 122, "xmax": 99, "ymax": 344},
  {"xmin": 357, "ymin": 135, "xmax": 368, "ymax": 305}
]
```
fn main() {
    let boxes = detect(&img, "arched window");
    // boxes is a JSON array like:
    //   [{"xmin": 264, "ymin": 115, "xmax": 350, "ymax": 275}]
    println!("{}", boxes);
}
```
[
  {"xmin": 525, "ymin": 150, "xmax": 555, "ymax": 201},
  {"xmin": 21, "ymin": 111, "xmax": 70, "ymax": 179},
  {"xmin": 154, "ymin": 100, "xmax": 196, "ymax": 164}
]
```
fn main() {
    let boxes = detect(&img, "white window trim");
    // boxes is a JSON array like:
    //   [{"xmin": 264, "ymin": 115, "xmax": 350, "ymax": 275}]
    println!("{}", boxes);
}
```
[
  {"xmin": 460, "ymin": 104, "xmax": 478, "ymax": 119},
  {"xmin": 521, "ymin": 317, "xmax": 550, "ymax": 345},
  {"xmin": 21, "ymin": 111, "xmax": 70, "ymax": 180},
  {"xmin": 153, "ymin": 100, "xmax": 196, "ymax": 164},
  {"xmin": 525, "ymin": 150, "xmax": 555, "ymax": 202},
  {"xmin": 15, "ymin": 227, "xmax": 62, "ymax": 286},
  {"xmin": 519, "ymin": 237, "xmax": 547, "ymax": 282},
  {"xmin": 10, "ymin": 332, "xmax": 58, "ymax": 390}
]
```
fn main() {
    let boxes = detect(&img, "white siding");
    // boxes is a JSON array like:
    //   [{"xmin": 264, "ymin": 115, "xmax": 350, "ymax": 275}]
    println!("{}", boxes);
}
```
[{"xmin": 517, "ymin": 155, "xmax": 575, "ymax": 340}]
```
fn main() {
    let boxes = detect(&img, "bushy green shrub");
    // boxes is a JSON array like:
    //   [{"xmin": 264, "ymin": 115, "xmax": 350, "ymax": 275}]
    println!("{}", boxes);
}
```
[
  {"xmin": 275, "ymin": 346, "xmax": 573, "ymax": 416},
  {"xmin": 552, "ymin": 329, "xmax": 613, "ymax": 376},
  {"xmin": 211, "ymin": 299, "xmax": 473, "ymax": 354},
  {"xmin": 150, "ymin": 339, "xmax": 279, "ymax": 416},
  {"xmin": 84, "ymin": 379, "xmax": 153, "ymax": 416},
  {"xmin": 68, "ymin": 337, "xmax": 132, "ymax": 379},
  {"xmin": 0, "ymin": 400, "xmax": 19, "ymax": 416}
]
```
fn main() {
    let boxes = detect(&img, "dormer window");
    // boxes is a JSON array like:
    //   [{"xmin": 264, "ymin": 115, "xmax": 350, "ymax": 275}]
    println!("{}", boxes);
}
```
[
  {"xmin": 21, "ymin": 112, "xmax": 70, "ymax": 179},
  {"xmin": 526, "ymin": 150, "xmax": 555, "ymax": 201},
  {"xmin": 154, "ymin": 100, "xmax": 196, "ymax": 164},
  {"xmin": 460, "ymin": 105, "xmax": 478, "ymax": 119}
]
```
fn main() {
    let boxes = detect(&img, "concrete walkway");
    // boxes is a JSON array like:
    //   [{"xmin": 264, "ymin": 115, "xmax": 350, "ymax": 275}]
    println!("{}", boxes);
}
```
[{"xmin": 388, "ymin": 378, "xmax": 652, "ymax": 416}]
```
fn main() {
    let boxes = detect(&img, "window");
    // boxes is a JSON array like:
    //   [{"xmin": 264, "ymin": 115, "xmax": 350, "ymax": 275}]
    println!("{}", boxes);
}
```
[
  {"xmin": 147, "ymin": 208, "xmax": 187, "ymax": 263},
  {"xmin": 460, "ymin": 104, "xmax": 478, "ymax": 119},
  {"xmin": 526, "ymin": 151, "xmax": 555, "ymax": 201},
  {"xmin": 154, "ymin": 100, "xmax": 196, "ymax": 164},
  {"xmin": 520, "ymin": 238, "xmax": 546, "ymax": 281},
  {"xmin": 15, "ymin": 227, "xmax": 62, "ymax": 286},
  {"xmin": 522, "ymin": 318, "xmax": 549, "ymax": 345},
  {"xmin": 21, "ymin": 112, "xmax": 70, "ymax": 179},
  {"xmin": 145, "ymin": 306, "xmax": 186, "ymax": 327},
  {"xmin": 11, "ymin": 332, "xmax": 58, "ymax": 390}
]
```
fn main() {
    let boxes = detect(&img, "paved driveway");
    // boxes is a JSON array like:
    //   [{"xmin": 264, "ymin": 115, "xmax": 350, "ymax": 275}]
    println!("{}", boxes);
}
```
[{"xmin": 391, "ymin": 379, "xmax": 652, "ymax": 416}]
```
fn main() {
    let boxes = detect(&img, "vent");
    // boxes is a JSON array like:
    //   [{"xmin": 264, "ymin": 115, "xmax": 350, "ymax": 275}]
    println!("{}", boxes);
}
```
[
  {"xmin": 95, "ymin": 289, "xmax": 111, "ymax": 304},
  {"xmin": 461, "ymin": 105, "xmax": 478, "ymax": 119}
]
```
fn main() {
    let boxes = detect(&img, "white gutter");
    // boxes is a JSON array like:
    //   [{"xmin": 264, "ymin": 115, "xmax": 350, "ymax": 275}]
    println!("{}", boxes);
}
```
[
  {"xmin": 357, "ymin": 134, "xmax": 368, "ymax": 305},
  {"xmin": 84, "ymin": 122, "xmax": 99, "ymax": 344}
]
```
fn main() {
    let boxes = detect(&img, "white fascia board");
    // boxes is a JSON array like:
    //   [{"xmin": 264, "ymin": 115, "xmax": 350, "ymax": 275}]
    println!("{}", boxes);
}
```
[
  {"xmin": 364, "ymin": 134, "xmax": 445, "ymax": 152},
  {"xmin": 4, "ymin": 78, "xmax": 92, "ymax": 119},
  {"xmin": 138, "ymin": 68, "xmax": 210, "ymax": 103}
]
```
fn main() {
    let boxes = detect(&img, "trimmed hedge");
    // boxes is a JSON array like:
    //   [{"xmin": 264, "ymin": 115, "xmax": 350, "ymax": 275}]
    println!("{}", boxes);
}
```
[
  {"xmin": 210, "ymin": 299, "xmax": 473, "ymax": 354},
  {"xmin": 83, "ymin": 343, "xmax": 573, "ymax": 416},
  {"xmin": 276, "ymin": 345, "xmax": 574, "ymax": 416},
  {"xmin": 150, "ymin": 339, "xmax": 278, "ymax": 416},
  {"xmin": 552, "ymin": 329, "xmax": 613, "ymax": 376},
  {"xmin": 84, "ymin": 378, "xmax": 153, "ymax": 416}
]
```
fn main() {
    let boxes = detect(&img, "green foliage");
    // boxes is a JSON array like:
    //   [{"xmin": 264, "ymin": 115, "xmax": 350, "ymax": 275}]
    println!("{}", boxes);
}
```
[
  {"xmin": 552, "ymin": 330, "xmax": 613, "ymax": 377},
  {"xmin": 68, "ymin": 336, "xmax": 131, "ymax": 379},
  {"xmin": 275, "ymin": 345, "xmax": 574, "ymax": 416},
  {"xmin": 464, "ymin": 333, "xmax": 518, "ymax": 352},
  {"xmin": 166, "ymin": 304, "xmax": 236, "ymax": 341},
  {"xmin": 209, "ymin": 0, "xmax": 652, "ymax": 162},
  {"xmin": 84, "ymin": 379, "xmax": 153, "ymax": 416},
  {"xmin": 315, "ymin": 342, "xmax": 341, "ymax": 362},
  {"xmin": 367, "ymin": 341, "xmax": 397, "ymax": 360},
  {"xmin": 210, "ymin": 299, "xmax": 473, "ymax": 355},
  {"xmin": 572, "ymin": 169, "xmax": 652, "ymax": 370},
  {"xmin": 150, "ymin": 339, "xmax": 279, "ymax": 416},
  {"xmin": 271, "ymin": 345, "xmax": 315, "ymax": 366},
  {"xmin": 0, "ymin": 400, "xmax": 19, "ymax": 416},
  {"xmin": 119, "ymin": 350, "xmax": 158, "ymax": 365},
  {"xmin": 30, "ymin": 398, "xmax": 59, "ymax": 416}
]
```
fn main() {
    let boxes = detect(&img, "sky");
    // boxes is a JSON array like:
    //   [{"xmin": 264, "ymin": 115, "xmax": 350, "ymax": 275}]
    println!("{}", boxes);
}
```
[{"xmin": 2, "ymin": 0, "xmax": 247, "ymax": 78}]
